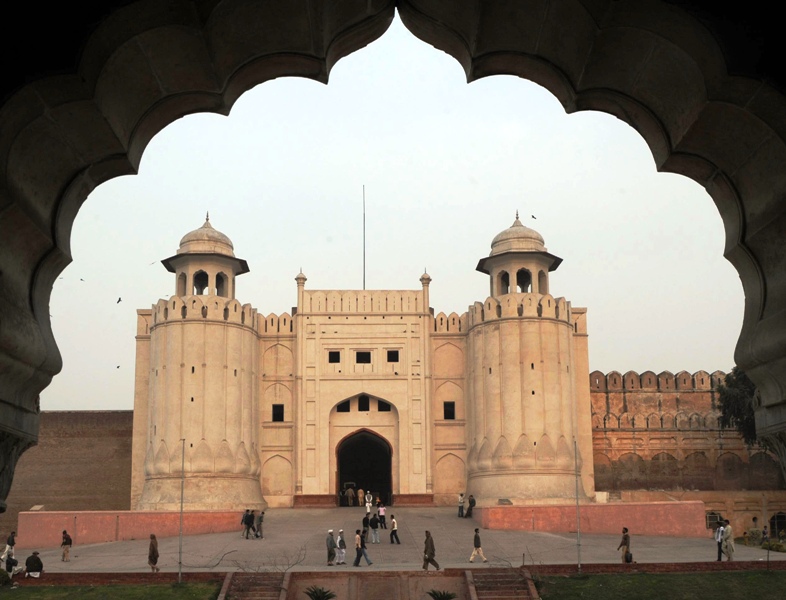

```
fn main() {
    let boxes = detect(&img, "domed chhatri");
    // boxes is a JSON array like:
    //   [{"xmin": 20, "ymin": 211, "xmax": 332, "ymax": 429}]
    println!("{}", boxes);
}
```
[
  {"xmin": 177, "ymin": 212, "xmax": 235, "ymax": 257},
  {"xmin": 490, "ymin": 211, "xmax": 545, "ymax": 256}
]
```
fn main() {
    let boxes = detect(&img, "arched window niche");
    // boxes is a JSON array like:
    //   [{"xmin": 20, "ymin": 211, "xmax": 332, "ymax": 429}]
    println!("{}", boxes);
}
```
[
  {"xmin": 216, "ymin": 272, "xmax": 228, "ymax": 297},
  {"xmin": 538, "ymin": 270, "xmax": 548, "ymax": 294},
  {"xmin": 516, "ymin": 268, "xmax": 532, "ymax": 293},
  {"xmin": 498, "ymin": 271, "xmax": 510, "ymax": 295},
  {"xmin": 193, "ymin": 270, "xmax": 209, "ymax": 295}
]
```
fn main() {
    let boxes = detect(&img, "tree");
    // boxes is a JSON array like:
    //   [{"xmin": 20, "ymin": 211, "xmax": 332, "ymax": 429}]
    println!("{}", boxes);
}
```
[{"xmin": 717, "ymin": 366, "xmax": 762, "ymax": 447}]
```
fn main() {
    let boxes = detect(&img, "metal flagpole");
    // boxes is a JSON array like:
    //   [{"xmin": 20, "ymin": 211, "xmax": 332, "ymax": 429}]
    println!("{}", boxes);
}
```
[
  {"xmin": 574, "ymin": 438, "xmax": 582, "ymax": 572},
  {"xmin": 363, "ymin": 185, "xmax": 366, "ymax": 290}
]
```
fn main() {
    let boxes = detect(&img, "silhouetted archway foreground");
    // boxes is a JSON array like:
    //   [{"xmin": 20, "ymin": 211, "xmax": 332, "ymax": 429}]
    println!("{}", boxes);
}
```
[{"xmin": 1, "ymin": 1, "xmax": 786, "ymax": 512}]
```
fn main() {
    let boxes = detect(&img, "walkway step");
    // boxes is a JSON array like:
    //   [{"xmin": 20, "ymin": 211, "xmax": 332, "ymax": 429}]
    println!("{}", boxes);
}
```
[
  {"xmin": 472, "ymin": 568, "xmax": 534, "ymax": 600},
  {"xmin": 226, "ymin": 572, "xmax": 285, "ymax": 600}
]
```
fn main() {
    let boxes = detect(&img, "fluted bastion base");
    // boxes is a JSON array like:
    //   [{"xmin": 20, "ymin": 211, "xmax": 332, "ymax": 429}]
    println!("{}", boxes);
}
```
[
  {"xmin": 468, "ymin": 471, "xmax": 588, "ymax": 505},
  {"xmin": 137, "ymin": 475, "xmax": 266, "ymax": 511}
]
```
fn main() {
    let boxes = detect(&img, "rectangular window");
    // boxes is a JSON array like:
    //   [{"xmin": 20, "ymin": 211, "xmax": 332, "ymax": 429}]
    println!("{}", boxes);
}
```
[
  {"xmin": 378, "ymin": 400, "xmax": 391, "ymax": 412},
  {"xmin": 443, "ymin": 401, "xmax": 455, "ymax": 420},
  {"xmin": 272, "ymin": 404, "xmax": 284, "ymax": 422},
  {"xmin": 356, "ymin": 351, "xmax": 371, "ymax": 364},
  {"xmin": 387, "ymin": 350, "xmax": 399, "ymax": 363},
  {"xmin": 328, "ymin": 351, "xmax": 341, "ymax": 364},
  {"xmin": 358, "ymin": 395, "xmax": 370, "ymax": 412}
]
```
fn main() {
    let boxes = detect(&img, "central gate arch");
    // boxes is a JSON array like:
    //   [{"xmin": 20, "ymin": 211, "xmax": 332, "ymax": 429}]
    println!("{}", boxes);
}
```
[{"xmin": 336, "ymin": 429, "xmax": 393, "ymax": 505}]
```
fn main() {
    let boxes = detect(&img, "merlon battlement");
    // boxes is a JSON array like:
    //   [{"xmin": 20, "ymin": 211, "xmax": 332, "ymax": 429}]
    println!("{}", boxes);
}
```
[
  {"xmin": 590, "ymin": 369, "xmax": 727, "ymax": 392},
  {"xmin": 433, "ymin": 312, "xmax": 468, "ymax": 334},
  {"xmin": 467, "ymin": 293, "xmax": 575, "ymax": 327},
  {"xmin": 150, "ymin": 295, "xmax": 258, "ymax": 329},
  {"xmin": 301, "ymin": 290, "xmax": 425, "ymax": 314}
]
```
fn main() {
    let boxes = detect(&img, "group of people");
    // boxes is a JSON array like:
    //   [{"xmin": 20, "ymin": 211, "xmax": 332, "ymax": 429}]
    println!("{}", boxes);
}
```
[
  {"xmin": 457, "ymin": 493, "xmax": 476, "ymax": 518},
  {"xmin": 2, "ymin": 531, "xmax": 44, "ymax": 579},
  {"xmin": 343, "ymin": 486, "xmax": 381, "ymax": 512},
  {"xmin": 240, "ymin": 509, "xmax": 265, "ymax": 539},
  {"xmin": 325, "ymin": 517, "xmax": 489, "ymax": 569}
]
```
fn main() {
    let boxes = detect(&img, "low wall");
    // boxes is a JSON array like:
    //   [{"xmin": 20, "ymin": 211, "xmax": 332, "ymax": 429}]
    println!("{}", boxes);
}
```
[
  {"xmin": 285, "ymin": 570, "xmax": 468, "ymax": 600},
  {"xmin": 478, "ymin": 501, "xmax": 709, "ymax": 537},
  {"xmin": 17, "ymin": 510, "xmax": 241, "ymax": 549}
]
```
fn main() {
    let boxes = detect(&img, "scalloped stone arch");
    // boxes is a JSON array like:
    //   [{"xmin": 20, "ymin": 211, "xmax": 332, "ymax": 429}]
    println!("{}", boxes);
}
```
[{"xmin": 3, "ymin": 0, "xmax": 786, "ymax": 513}]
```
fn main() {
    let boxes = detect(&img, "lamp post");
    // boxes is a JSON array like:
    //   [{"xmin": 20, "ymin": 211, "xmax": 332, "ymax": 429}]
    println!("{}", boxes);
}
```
[
  {"xmin": 179, "ymin": 438, "xmax": 185, "ymax": 584},
  {"xmin": 574, "ymin": 438, "xmax": 582, "ymax": 573}
]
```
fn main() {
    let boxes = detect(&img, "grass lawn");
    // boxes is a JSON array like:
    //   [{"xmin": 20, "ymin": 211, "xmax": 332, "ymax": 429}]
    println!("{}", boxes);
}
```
[
  {"xmin": 1, "ymin": 582, "xmax": 221, "ymax": 600},
  {"xmin": 537, "ymin": 570, "xmax": 786, "ymax": 600}
]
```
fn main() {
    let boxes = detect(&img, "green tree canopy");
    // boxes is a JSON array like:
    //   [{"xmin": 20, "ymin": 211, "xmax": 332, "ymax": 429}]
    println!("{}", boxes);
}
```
[{"xmin": 717, "ymin": 366, "xmax": 762, "ymax": 447}]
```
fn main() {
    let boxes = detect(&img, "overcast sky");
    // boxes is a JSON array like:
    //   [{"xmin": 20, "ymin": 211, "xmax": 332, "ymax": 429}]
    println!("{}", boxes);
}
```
[{"xmin": 41, "ymin": 17, "xmax": 743, "ymax": 411}]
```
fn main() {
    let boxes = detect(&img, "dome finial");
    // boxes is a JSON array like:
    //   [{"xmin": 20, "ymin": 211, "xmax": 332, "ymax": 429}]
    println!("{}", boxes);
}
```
[
  {"xmin": 205, "ymin": 211, "xmax": 210, "ymax": 222},
  {"xmin": 515, "ymin": 210, "xmax": 519, "ymax": 220}
]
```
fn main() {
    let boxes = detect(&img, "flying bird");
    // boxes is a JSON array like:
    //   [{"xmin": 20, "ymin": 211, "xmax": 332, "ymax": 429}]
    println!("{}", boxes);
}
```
[
  {"xmin": 531, "ymin": 215, "xmax": 537, "ymax": 220},
  {"xmin": 80, "ymin": 278, "xmax": 85, "ymax": 281},
  {"xmin": 116, "ymin": 365, "xmax": 120, "ymax": 369},
  {"xmin": 117, "ymin": 297, "xmax": 122, "ymax": 304}
]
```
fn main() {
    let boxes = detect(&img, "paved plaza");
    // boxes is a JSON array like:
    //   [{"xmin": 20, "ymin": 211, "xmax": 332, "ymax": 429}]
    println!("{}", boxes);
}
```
[{"xmin": 14, "ymin": 507, "xmax": 786, "ymax": 573}]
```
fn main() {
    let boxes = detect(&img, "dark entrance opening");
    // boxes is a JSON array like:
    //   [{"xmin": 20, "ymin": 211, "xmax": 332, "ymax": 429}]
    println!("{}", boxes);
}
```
[{"xmin": 338, "ymin": 430, "xmax": 392, "ymax": 506}]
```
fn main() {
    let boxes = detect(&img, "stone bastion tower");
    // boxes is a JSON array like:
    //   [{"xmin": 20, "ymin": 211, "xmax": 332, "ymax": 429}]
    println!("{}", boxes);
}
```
[
  {"xmin": 466, "ymin": 214, "xmax": 595, "ymax": 504},
  {"xmin": 132, "ymin": 216, "xmax": 266, "ymax": 510}
]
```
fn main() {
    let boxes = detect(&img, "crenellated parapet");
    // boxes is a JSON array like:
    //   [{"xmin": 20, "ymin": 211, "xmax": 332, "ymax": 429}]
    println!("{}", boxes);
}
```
[
  {"xmin": 590, "ymin": 369, "xmax": 726, "ymax": 392},
  {"xmin": 302, "ymin": 290, "xmax": 425, "ymax": 314},
  {"xmin": 150, "ymin": 295, "xmax": 259, "ymax": 331},
  {"xmin": 433, "ymin": 311, "xmax": 468, "ymax": 334},
  {"xmin": 260, "ymin": 312, "xmax": 294, "ymax": 335},
  {"xmin": 467, "ymin": 293, "xmax": 572, "ymax": 328}
]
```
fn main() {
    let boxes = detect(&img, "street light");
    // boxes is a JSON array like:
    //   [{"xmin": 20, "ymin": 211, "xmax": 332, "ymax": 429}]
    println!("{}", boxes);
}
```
[{"xmin": 179, "ymin": 438, "xmax": 185, "ymax": 584}]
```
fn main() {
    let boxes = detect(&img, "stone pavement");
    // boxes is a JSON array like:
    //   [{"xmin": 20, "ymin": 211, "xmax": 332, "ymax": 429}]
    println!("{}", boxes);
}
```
[{"xmin": 14, "ymin": 507, "xmax": 786, "ymax": 573}]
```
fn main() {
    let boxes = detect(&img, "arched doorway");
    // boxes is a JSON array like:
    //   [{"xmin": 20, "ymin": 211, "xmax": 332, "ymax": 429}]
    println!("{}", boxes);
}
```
[{"xmin": 337, "ymin": 430, "xmax": 392, "ymax": 506}]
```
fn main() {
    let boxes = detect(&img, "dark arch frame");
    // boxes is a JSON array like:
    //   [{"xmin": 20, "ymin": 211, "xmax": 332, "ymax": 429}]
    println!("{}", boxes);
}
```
[{"xmin": 2, "ymin": 0, "xmax": 786, "ymax": 512}]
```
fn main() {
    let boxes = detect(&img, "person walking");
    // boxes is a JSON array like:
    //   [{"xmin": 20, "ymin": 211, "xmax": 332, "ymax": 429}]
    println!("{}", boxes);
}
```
[
  {"xmin": 617, "ymin": 527, "xmax": 630, "ymax": 563},
  {"xmin": 714, "ymin": 521, "xmax": 725, "ymax": 561},
  {"xmin": 722, "ymin": 520, "xmax": 735, "ymax": 561},
  {"xmin": 465, "ymin": 494, "xmax": 476, "ymax": 518},
  {"xmin": 61, "ymin": 530, "xmax": 72, "ymax": 562},
  {"xmin": 370, "ymin": 512, "xmax": 380, "ymax": 543},
  {"xmin": 346, "ymin": 486, "xmax": 356, "ymax": 507},
  {"xmin": 362, "ymin": 512, "xmax": 371, "ymax": 542},
  {"xmin": 336, "ymin": 529, "xmax": 347, "ymax": 565},
  {"xmin": 148, "ymin": 534, "xmax": 160, "ymax": 573},
  {"xmin": 422, "ymin": 530, "xmax": 440, "ymax": 571},
  {"xmin": 240, "ymin": 509, "xmax": 249, "ymax": 538},
  {"xmin": 353, "ymin": 529, "xmax": 373, "ymax": 566},
  {"xmin": 357, "ymin": 488, "xmax": 365, "ymax": 508},
  {"xmin": 326, "ymin": 529, "xmax": 337, "ymax": 565},
  {"xmin": 1, "ymin": 531, "xmax": 15, "ymax": 562},
  {"xmin": 390, "ymin": 514, "xmax": 400, "ymax": 544},
  {"xmin": 242, "ymin": 510, "xmax": 255, "ymax": 539},
  {"xmin": 378, "ymin": 503, "xmax": 387, "ymax": 528},
  {"xmin": 458, "ymin": 493, "xmax": 465, "ymax": 518},
  {"xmin": 365, "ymin": 491, "xmax": 373, "ymax": 513},
  {"xmin": 469, "ymin": 528, "xmax": 488, "ymax": 563},
  {"xmin": 255, "ymin": 510, "xmax": 264, "ymax": 539}
]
